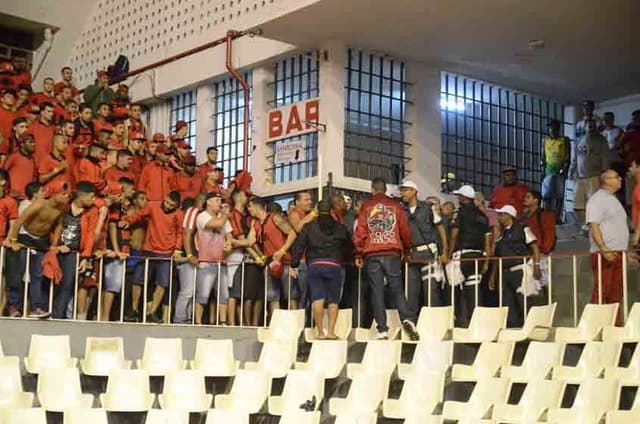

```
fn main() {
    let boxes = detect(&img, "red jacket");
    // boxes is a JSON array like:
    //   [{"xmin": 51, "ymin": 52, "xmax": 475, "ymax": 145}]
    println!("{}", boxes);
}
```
[
  {"xmin": 353, "ymin": 193, "xmax": 411, "ymax": 259},
  {"xmin": 4, "ymin": 151, "xmax": 36, "ymax": 199},
  {"xmin": 175, "ymin": 172, "xmax": 202, "ymax": 200},
  {"xmin": 39, "ymin": 153, "xmax": 72, "ymax": 192},
  {"xmin": 76, "ymin": 157, "xmax": 106, "ymax": 192},
  {"xmin": 489, "ymin": 184, "xmax": 529, "ymax": 214},
  {"xmin": 525, "ymin": 209, "xmax": 556, "ymax": 255},
  {"xmin": 138, "ymin": 162, "xmax": 176, "ymax": 202}
]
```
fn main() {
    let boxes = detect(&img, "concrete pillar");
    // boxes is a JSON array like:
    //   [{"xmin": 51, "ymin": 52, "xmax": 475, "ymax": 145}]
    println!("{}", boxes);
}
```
[
  {"xmin": 195, "ymin": 84, "xmax": 216, "ymax": 162},
  {"xmin": 251, "ymin": 65, "xmax": 276, "ymax": 196},
  {"xmin": 404, "ymin": 61, "xmax": 442, "ymax": 197}
]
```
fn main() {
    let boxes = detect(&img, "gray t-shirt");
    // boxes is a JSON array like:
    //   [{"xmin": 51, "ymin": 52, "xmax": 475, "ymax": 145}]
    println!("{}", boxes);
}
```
[
  {"xmin": 569, "ymin": 132, "xmax": 609, "ymax": 179},
  {"xmin": 586, "ymin": 189, "xmax": 629, "ymax": 252}
]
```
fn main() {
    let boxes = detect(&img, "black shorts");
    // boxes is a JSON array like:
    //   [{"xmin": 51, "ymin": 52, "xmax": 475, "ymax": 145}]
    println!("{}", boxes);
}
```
[{"xmin": 230, "ymin": 263, "xmax": 265, "ymax": 301}]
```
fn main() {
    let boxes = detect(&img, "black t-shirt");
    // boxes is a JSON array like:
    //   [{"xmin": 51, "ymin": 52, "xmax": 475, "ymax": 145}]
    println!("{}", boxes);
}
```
[
  {"xmin": 60, "ymin": 212, "xmax": 82, "ymax": 251},
  {"xmin": 452, "ymin": 203, "xmax": 489, "ymax": 250}
]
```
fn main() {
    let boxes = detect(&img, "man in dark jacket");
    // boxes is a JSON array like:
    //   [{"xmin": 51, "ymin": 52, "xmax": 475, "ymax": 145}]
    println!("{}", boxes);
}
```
[
  {"xmin": 291, "ymin": 200, "xmax": 350, "ymax": 339},
  {"xmin": 353, "ymin": 177, "xmax": 419, "ymax": 340}
]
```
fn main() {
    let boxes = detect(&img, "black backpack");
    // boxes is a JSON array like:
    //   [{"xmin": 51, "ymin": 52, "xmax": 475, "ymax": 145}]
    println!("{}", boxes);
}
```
[{"xmin": 108, "ymin": 55, "xmax": 130, "ymax": 83}]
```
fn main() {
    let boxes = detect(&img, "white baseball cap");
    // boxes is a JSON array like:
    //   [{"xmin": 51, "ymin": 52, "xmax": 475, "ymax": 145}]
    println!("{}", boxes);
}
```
[
  {"xmin": 400, "ymin": 180, "xmax": 419, "ymax": 191},
  {"xmin": 495, "ymin": 204, "xmax": 518, "ymax": 218},
  {"xmin": 343, "ymin": 195, "xmax": 352, "ymax": 202},
  {"xmin": 452, "ymin": 185, "xmax": 475, "ymax": 199}
]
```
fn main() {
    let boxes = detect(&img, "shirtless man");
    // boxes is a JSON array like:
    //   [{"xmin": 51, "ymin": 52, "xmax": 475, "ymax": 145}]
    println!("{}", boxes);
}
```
[
  {"xmin": 124, "ymin": 191, "xmax": 148, "ymax": 322},
  {"xmin": 4, "ymin": 181, "xmax": 71, "ymax": 318}
]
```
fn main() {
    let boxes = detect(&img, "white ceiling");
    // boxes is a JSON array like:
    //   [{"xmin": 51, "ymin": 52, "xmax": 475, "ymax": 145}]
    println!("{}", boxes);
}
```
[{"xmin": 254, "ymin": 0, "xmax": 640, "ymax": 103}]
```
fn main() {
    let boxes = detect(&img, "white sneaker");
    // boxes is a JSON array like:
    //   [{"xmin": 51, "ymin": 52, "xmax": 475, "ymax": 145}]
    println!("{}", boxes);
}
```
[
  {"xmin": 402, "ymin": 320, "xmax": 420, "ymax": 341},
  {"xmin": 375, "ymin": 331, "xmax": 389, "ymax": 340}
]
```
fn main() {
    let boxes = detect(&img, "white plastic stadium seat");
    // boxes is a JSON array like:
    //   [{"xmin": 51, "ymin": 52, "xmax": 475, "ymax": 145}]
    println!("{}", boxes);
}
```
[
  {"xmin": 442, "ymin": 377, "xmax": 510, "ymax": 421},
  {"xmin": 606, "ymin": 388, "xmax": 640, "ymax": 424},
  {"xmin": 3, "ymin": 408, "xmax": 47, "ymax": 424},
  {"xmin": 451, "ymin": 342, "xmax": 514, "ymax": 382},
  {"xmin": 603, "ymin": 302, "xmax": 640, "ymax": 341},
  {"xmin": 382, "ymin": 371, "xmax": 444, "ymax": 419},
  {"xmin": 501, "ymin": 341, "xmax": 564, "ymax": 382},
  {"xmin": 402, "ymin": 306, "xmax": 454, "ymax": 342},
  {"xmin": 244, "ymin": 339, "xmax": 297, "ymax": 378},
  {"xmin": 136, "ymin": 338, "xmax": 187, "ymax": 376},
  {"xmin": 158, "ymin": 370, "xmax": 212, "ymax": 412},
  {"xmin": 498, "ymin": 303, "xmax": 557, "ymax": 342},
  {"xmin": 63, "ymin": 408, "xmax": 108, "ymax": 424},
  {"xmin": 146, "ymin": 409, "xmax": 189, "ymax": 424},
  {"xmin": 329, "ymin": 373, "xmax": 389, "ymax": 416},
  {"xmin": 100, "ymin": 369, "xmax": 155, "ymax": 412},
  {"xmin": 552, "ymin": 341, "xmax": 621, "ymax": 383},
  {"xmin": 279, "ymin": 411, "xmax": 321, "ymax": 424},
  {"xmin": 189, "ymin": 339, "xmax": 240, "ymax": 377},
  {"xmin": 204, "ymin": 409, "xmax": 249, "ymax": 424},
  {"xmin": 452, "ymin": 306, "xmax": 508, "ymax": 343},
  {"xmin": 346, "ymin": 340, "xmax": 401, "ymax": 379},
  {"xmin": 403, "ymin": 414, "xmax": 443, "ymax": 424},
  {"xmin": 555, "ymin": 303, "xmax": 619, "ymax": 342},
  {"xmin": 0, "ymin": 356, "xmax": 34, "ymax": 409},
  {"xmin": 80, "ymin": 337, "xmax": 131, "ymax": 376},
  {"xmin": 24, "ymin": 334, "xmax": 78, "ymax": 374},
  {"xmin": 37, "ymin": 367, "xmax": 93, "ymax": 412},
  {"xmin": 605, "ymin": 341, "xmax": 640, "ymax": 383},
  {"xmin": 355, "ymin": 309, "xmax": 402, "ymax": 341},
  {"xmin": 213, "ymin": 369, "xmax": 271, "ymax": 414},
  {"xmin": 268, "ymin": 370, "xmax": 324, "ymax": 415},
  {"xmin": 304, "ymin": 309, "xmax": 353, "ymax": 341},
  {"xmin": 295, "ymin": 339, "xmax": 347, "ymax": 379},
  {"xmin": 492, "ymin": 379, "xmax": 566, "ymax": 423},
  {"xmin": 547, "ymin": 378, "xmax": 619, "ymax": 424},
  {"xmin": 397, "ymin": 340, "xmax": 453, "ymax": 380},
  {"xmin": 334, "ymin": 413, "xmax": 378, "ymax": 424},
  {"xmin": 257, "ymin": 309, "xmax": 305, "ymax": 342}
]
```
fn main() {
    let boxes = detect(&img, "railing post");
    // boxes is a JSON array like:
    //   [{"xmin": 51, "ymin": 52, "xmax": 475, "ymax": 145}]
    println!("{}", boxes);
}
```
[
  {"xmin": 287, "ymin": 269, "xmax": 292, "ymax": 310},
  {"xmin": 72, "ymin": 252, "xmax": 80, "ymax": 320},
  {"xmin": 404, "ymin": 261, "xmax": 409, "ymax": 299},
  {"xmin": 96, "ymin": 258, "xmax": 104, "ymax": 322},
  {"xmin": 357, "ymin": 267, "xmax": 362, "ymax": 328},
  {"xmin": 427, "ymin": 261, "xmax": 432, "ymax": 307},
  {"xmin": 522, "ymin": 257, "xmax": 527, "ymax": 324},
  {"xmin": 572, "ymin": 255, "xmax": 578, "ymax": 327},
  {"xmin": 119, "ymin": 259, "xmax": 126, "ymax": 323},
  {"xmin": 474, "ymin": 258, "xmax": 479, "ymax": 308},
  {"xmin": 167, "ymin": 257, "xmax": 174, "ymax": 324},
  {"xmin": 216, "ymin": 261, "xmax": 221, "ymax": 326},
  {"xmin": 142, "ymin": 258, "xmax": 149, "ymax": 323},
  {"xmin": 23, "ymin": 248, "xmax": 31, "ymax": 317},
  {"xmin": 240, "ymin": 262, "xmax": 245, "ymax": 327},
  {"xmin": 498, "ymin": 258, "xmax": 503, "ymax": 307},
  {"xmin": 597, "ymin": 253, "xmax": 603, "ymax": 304},
  {"xmin": 622, "ymin": 251, "xmax": 628, "ymax": 324},
  {"xmin": 192, "ymin": 262, "xmax": 198, "ymax": 326},
  {"xmin": 547, "ymin": 256, "xmax": 552, "ymax": 305},
  {"xmin": 263, "ymin": 266, "xmax": 268, "ymax": 328}
]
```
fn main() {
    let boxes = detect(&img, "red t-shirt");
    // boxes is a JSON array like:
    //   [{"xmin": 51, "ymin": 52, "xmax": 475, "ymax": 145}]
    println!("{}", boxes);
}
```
[
  {"xmin": 29, "ymin": 119, "xmax": 55, "ymax": 167},
  {"xmin": 104, "ymin": 166, "xmax": 135, "ymax": 184},
  {"xmin": 198, "ymin": 162, "xmax": 215, "ymax": 180},
  {"xmin": 76, "ymin": 157, "xmax": 106, "ymax": 192},
  {"xmin": 54, "ymin": 81, "xmax": 79, "ymax": 98},
  {"xmin": 489, "ymin": 184, "xmax": 530, "ymax": 214},
  {"xmin": 0, "ymin": 107, "xmax": 16, "ymax": 148},
  {"xmin": 175, "ymin": 173, "xmax": 202, "ymax": 200},
  {"xmin": 4, "ymin": 151, "xmax": 36, "ymax": 199},
  {"xmin": 30, "ymin": 92, "xmax": 55, "ymax": 107},
  {"xmin": 0, "ymin": 195, "xmax": 19, "ymax": 242},
  {"xmin": 633, "ymin": 183, "xmax": 640, "ymax": 231},
  {"xmin": 124, "ymin": 203, "xmax": 184, "ymax": 254},
  {"xmin": 257, "ymin": 213, "xmax": 290, "ymax": 262},
  {"xmin": 39, "ymin": 153, "xmax": 72, "ymax": 192}
]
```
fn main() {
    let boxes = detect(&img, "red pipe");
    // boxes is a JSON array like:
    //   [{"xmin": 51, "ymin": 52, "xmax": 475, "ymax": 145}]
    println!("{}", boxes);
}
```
[{"xmin": 225, "ymin": 30, "xmax": 251, "ymax": 172}]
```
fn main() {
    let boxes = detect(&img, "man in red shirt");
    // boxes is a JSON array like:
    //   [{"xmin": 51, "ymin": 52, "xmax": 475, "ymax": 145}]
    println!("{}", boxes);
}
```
[
  {"xmin": 92, "ymin": 102, "xmax": 112, "ymax": 135},
  {"xmin": 5, "ymin": 132, "xmax": 36, "ymax": 199},
  {"xmin": 1, "ymin": 116, "xmax": 28, "ymax": 163},
  {"xmin": 53, "ymin": 86, "xmax": 73, "ymax": 124},
  {"xmin": 0, "ymin": 169, "xmax": 19, "ymax": 313},
  {"xmin": 54, "ymin": 66, "xmax": 79, "ymax": 98},
  {"xmin": 9, "ymin": 54, "xmax": 31, "ymax": 89},
  {"xmin": 14, "ymin": 84, "xmax": 32, "ymax": 115},
  {"xmin": 198, "ymin": 146, "xmax": 218, "ymax": 180},
  {"xmin": 121, "ymin": 190, "xmax": 184, "ymax": 323},
  {"xmin": 127, "ymin": 103, "xmax": 146, "ymax": 140},
  {"xmin": 76, "ymin": 144, "xmax": 107, "ymax": 193},
  {"xmin": 31, "ymin": 77, "xmax": 56, "ymax": 106},
  {"xmin": 489, "ymin": 167, "xmax": 530, "ymax": 215},
  {"xmin": 175, "ymin": 155, "xmax": 202, "ymax": 200},
  {"xmin": 353, "ymin": 177, "xmax": 419, "ymax": 340},
  {"xmin": 104, "ymin": 150, "xmax": 134, "ymax": 184},
  {"xmin": 203, "ymin": 166, "xmax": 224, "ymax": 195},
  {"xmin": 39, "ymin": 134, "xmax": 72, "ymax": 192},
  {"xmin": 0, "ymin": 89, "xmax": 17, "ymax": 147},
  {"xmin": 621, "ymin": 110, "xmax": 640, "ymax": 169},
  {"xmin": 138, "ymin": 143, "xmax": 176, "ymax": 202},
  {"xmin": 73, "ymin": 103, "xmax": 94, "ymax": 147},
  {"xmin": 29, "ymin": 102, "xmax": 55, "ymax": 167},
  {"xmin": 522, "ymin": 191, "xmax": 556, "ymax": 256},
  {"xmin": 109, "ymin": 120, "xmax": 126, "ymax": 150},
  {"xmin": 127, "ymin": 133, "xmax": 145, "ymax": 179},
  {"xmin": 168, "ymin": 120, "xmax": 188, "ymax": 148}
]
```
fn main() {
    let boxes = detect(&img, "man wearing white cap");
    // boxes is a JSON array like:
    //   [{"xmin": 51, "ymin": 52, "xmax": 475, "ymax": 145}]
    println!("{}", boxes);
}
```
[
  {"xmin": 490, "ymin": 204, "xmax": 541, "ymax": 327},
  {"xmin": 400, "ymin": 180, "xmax": 448, "ymax": 310},
  {"xmin": 448, "ymin": 185, "xmax": 491, "ymax": 325}
]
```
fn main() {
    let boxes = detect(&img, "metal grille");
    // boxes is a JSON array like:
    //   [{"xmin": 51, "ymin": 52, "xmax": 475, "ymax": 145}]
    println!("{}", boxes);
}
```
[
  {"xmin": 212, "ymin": 72, "xmax": 252, "ymax": 184},
  {"xmin": 441, "ymin": 72, "xmax": 565, "ymax": 196},
  {"xmin": 344, "ymin": 49, "xmax": 411, "ymax": 184},
  {"xmin": 169, "ymin": 90, "xmax": 198, "ymax": 151},
  {"xmin": 269, "ymin": 52, "xmax": 319, "ymax": 184}
]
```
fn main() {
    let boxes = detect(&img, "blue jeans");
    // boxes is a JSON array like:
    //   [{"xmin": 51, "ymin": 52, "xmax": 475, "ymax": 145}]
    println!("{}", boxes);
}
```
[
  {"xmin": 54, "ymin": 253, "xmax": 78, "ymax": 319},
  {"xmin": 174, "ymin": 263, "xmax": 196, "ymax": 323},
  {"xmin": 196, "ymin": 262, "xmax": 228, "ymax": 305},
  {"xmin": 365, "ymin": 255, "xmax": 416, "ymax": 332},
  {"xmin": 6, "ymin": 247, "xmax": 46, "ymax": 311}
]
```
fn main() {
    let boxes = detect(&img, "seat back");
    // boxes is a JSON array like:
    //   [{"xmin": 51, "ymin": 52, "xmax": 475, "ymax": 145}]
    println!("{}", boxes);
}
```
[
  {"xmin": 4, "ymin": 408, "xmax": 47, "ymax": 424},
  {"xmin": 334, "ymin": 413, "xmax": 377, "ymax": 424},
  {"xmin": 0, "ymin": 356, "xmax": 24, "ymax": 404},
  {"xmin": 104, "ymin": 370, "xmax": 151, "ymax": 410},
  {"xmin": 409, "ymin": 341, "xmax": 454, "ymax": 374},
  {"xmin": 347, "ymin": 373, "xmax": 389, "ymax": 412},
  {"xmin": 280, "ymin": 370, "xmax": 324, "ymax": 411},
  {"xmin": 573, "ymin": 378, "xmax": 619, "ymax": 418},
  {"xmin": 279, "ymin": 411, "xmax": 320, "ymax": 424},
  {"xmin": 228, "ymin": 369, "xmax": 271, "ymax": 411},
  {"xmin": 306, "ymin": 340, "xmax": 347, "ymax": 379},
  {"xmin": 146, "ymin": 409, "xmax": 189, "ymax": 424},
  {"xmin": 517, "ymin": 379, "xmax": 566, "ymax": 412},
  {"xmin": 474, "ymin": 342, "xmax": 514, "ymax": 370},
  {"xmin": 416, "ymin": 306, "xmax": 454, "ymax": 341},
  {"xmin": 38, "ymin": 368, "xmax": 83, "ymax": 408},
  {"xmin": 579, "ymin": 303, "xmax": 618, "ymax": 332},
  {"xmin": 64, "ymin": 408, "xmax": 108, "ymax": 424},
  {"xmin": 193, "ymin": 339, "xmax": 235, "ymax": 373},
  {"xmin": 269, "ymin": 309, "xmax": 305, "ymax": 340},
  {"xmin": 140, "ymin": 338, "xmax": 183, "ymax": 372},
  {"xmin": 205, "ymin": 409, "xmax": 249, "ymax": 424},
  {"xmin": 624, "ymin": 302, "xmax": 640, "ymax": 335},
  {"xmin": 400, "ymin": 371, "xmax": 444, "ymax": 406},
  {"xmin": 469, "ymin": 378, "xmax": 510, "ymax": 407},
  {"xmin": 361, "ymin": 340, "xmax": 401, "ymax": 375},
  {"xmin": 523, "ymin": 303, "xmax": 557, "ymax": 332},
  {"xmin": 84, "ymin": 337, "xmax": 125, "ymax": 372},
  {"xmin": 468, "ymin": 307, "xmax": 508, "ymax": 340},
  {"xmin": 521, "ymin": 341, "xmax": 564, "ymax": 374},
  {"xmin": 28, "ymin": 335, "xmax": 72, "ymax": 369},
  {"xmin": 162, "ymin": 370, "xmax": 207, "ymax": 409},
  {"xmin": 258, "ymin": 339, "xmax": 297, "ymax": 375},
  {"xmin": 577, "ymin": 342, "xmax": 621, "ymax": 370}
]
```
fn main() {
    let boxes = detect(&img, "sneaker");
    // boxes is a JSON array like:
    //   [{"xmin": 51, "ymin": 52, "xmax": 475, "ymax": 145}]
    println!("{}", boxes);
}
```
[
  {"xmin": 375, "ymin": 331, "xmax": 389, "ymax": 340},
  {"xmin": 28, "ymin": 308, "xmax": 51, "ymax": 319},
  {"xmin": 124, "ymin": 310, "xmax": 140, "ymax": 322},
  {"xmin": 402, "ymin": 320, "xmax": 420, "ymax": 341},
  {"xmin": 8, "ymin": 306, "xmax": 21, "ymax": 318},
  {"xmin": 146, "ymin": 310, "xmax": 163, "ymax": 324}
]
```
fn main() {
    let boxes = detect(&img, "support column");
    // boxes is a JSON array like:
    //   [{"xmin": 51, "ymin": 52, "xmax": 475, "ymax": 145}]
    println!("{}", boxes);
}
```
[
  {"xmin": 251, "ymin": 65, "xmax": 275, "ymax": 196},
  {"xmin": 404, "ymin": 62, "xmax": 442, "ymax": 196},
  {"xmin": 195, "ymin": 84, "xmax": 216, "ymax": 162}
]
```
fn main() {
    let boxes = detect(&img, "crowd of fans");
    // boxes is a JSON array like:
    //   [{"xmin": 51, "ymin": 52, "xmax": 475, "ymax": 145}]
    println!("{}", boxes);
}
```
[{"xmin": 0, "ymin": 53, "xmax": 638, "ymax": 339}]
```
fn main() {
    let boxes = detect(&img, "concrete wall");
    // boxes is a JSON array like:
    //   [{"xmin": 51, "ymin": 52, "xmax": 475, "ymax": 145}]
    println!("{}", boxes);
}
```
[{"xmin": 596, "ymin": 93, "xmax": 640, "ymax": 127}]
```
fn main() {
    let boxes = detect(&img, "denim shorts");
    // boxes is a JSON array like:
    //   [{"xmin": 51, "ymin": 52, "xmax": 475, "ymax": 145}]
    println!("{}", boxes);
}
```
[
  {"xmin": 308, "ymin": 261, "xmax": 343, "ymax": 304},
  {"xmin": 196, "ymin": 262, "xmax": 228, "ymax": 305},
  {"xmin": 266, "ymin": 265, "xmax": 297, "ymax": 302},
  {"xmin": 143, "ymin": 251, "xmax": 172, "ymax": 288},
  {"xmin": 104, "ymin": 258, "xmax": 125, "ymax": 293}
]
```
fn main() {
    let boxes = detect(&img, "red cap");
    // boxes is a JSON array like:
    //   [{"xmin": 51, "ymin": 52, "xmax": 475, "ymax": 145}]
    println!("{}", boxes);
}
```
[
  {"xmin": 152, "ymin": 132, "xmax": 166, "ymax": 142},
  {"xmin": 175, "ymin": 120, "xmax": 188, "ymax": 131},
  {"xmin": 46, "ymin": 181, "xmax": 69, "ymax": 198},
  {"xmin": 155, "ymin": 144, "xmax": 169, "ymax": 155}
]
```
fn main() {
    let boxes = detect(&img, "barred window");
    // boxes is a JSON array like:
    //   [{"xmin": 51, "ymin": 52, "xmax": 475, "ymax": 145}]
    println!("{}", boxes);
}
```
[
  {"xmin": 169, "ymin": 90, "xmax": 197, "ymax": 150},
  {"xmin": 269, "ymin": 52, "xmax": 319, "ymax": 184},
  {"xmin": 441, "ymin": 72, "xmax": 565, "ymax": 195},
  {"xmin": 344, "ymin": 49, "xmax": 410, "ymax": 184},
  {"xmin": 213, "ymin": 73, "xmax": 252, "ymax": 184}
]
